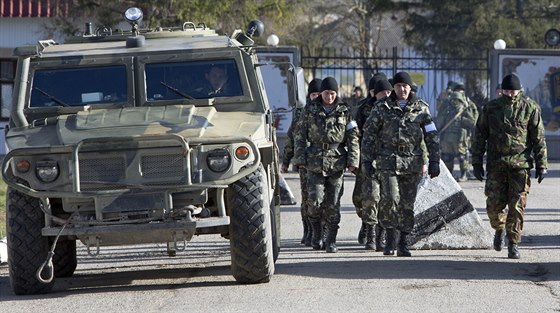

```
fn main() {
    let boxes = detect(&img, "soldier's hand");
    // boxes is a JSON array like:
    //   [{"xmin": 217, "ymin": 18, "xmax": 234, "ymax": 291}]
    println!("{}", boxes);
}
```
[
  {"xmin": 348, "ymin": 166, "xmax": 358, "ymax": 175},
  {"xmin": 281, "ymin": 164, "xmax": 289, "ymax": 173},
  {"xmin": 361, "ymin": 162, "xmax": 375, "ymax": 179},
  {"xmin": 536, "ymin": 168, "xmax": 547, "ymax": 184},
  {"xmin": 473, "ymin": 164, "xmax": 484, "ymax": 181},
  {"xmin": 428, "ymin": 161, "xmax": 440, "ymax": 178}
]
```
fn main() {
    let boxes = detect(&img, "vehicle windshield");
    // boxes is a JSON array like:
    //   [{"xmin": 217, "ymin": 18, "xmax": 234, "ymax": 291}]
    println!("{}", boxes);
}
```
[
  {"xmin": 30, "ymin": 65, "xmax": 128, "ymax": 107},
  {"xmin": 145, "ymin": 59, "xmax": 243, "ymax": 101}
]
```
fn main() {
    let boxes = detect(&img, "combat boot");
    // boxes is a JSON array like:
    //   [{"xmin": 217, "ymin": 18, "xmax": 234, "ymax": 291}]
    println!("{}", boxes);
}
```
[
  {"xmin": 301, "ymin": 217, "xmax": 309, "ymax": 245},
  {"xmin": 397, "ymin": 231, "xmax": 412, "ymax": 257},
  {"xmin": 493, "ymin": 229, "xmax": 505, "ymax": 251},
  {"xmin": 364, "ymin": 224, "xmax": 375, "ymax": 250},
  {"xmin": 324, "ymin": 223, "xmax": 339, "ymax": 253},
  {"xmin": 375, "ymin": 224, "xmax": 385, "ymax": 252},
  {"xmin": 508, "ymin": 241, "xmax": 521, "ymax": 259},
  {"xmin": 304, "ymin": 218, "xmax": 313, "ymax": 247},
  {"xmin": 358, "ymin": 222, "xmax": 367, "ymax": 245},
  {"xmin": 383, "ymin": 228, "xmax": 396, "ymax": 256},
  {"xmin": 321, "ymin": 222, "xmax": 328, "ymax": 250},
  {"xmin": 456, "ymin": 170, "xmax": 467, "ymax": 182},
  {"xmin": 309, "ymin": 218, "xmax": 323, "ymax": 250}
]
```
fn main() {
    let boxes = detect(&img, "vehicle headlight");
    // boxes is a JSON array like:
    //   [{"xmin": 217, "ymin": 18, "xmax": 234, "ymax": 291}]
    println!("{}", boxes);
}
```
[
  {"xmin": 35, "ymin": 160, "xmax": 59, "ymax": 182},
  {"xmin": 206, "ymin": 149, "xmax": 231, "ymax": 172}
]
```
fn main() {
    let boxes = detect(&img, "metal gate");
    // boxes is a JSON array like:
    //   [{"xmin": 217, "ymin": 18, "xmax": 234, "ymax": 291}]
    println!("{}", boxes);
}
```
[{"xmin": 301, "ymin": 47, "xmax": 488, "ymax": 114}]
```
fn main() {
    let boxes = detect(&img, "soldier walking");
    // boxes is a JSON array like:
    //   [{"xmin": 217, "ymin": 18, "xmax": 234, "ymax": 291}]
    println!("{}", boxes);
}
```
[
  {"xmin": 361, "ymin": 72, "xmax": 440, "ymax": 257},
  {"xmin": 435, "ymin": 82, "xmax": 478, "ymax": 181},
  {"xmin": 293, "ymin": 77, "xmax": 360, "ymax": 253},
  {"xmin": 282, "ymin": 78, "xmax": 322, "ymax": 246},
  {"xmin": 353, "ymin": 75, "xmax": 392, "ymax": 251},
  {"xmin": 471, "ymin": 73, "xmax": 547, "ymax": 259}
]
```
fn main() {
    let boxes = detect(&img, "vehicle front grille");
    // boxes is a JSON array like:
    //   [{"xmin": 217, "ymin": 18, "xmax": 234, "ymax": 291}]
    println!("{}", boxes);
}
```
[{"xmin": 79, "ymin": 150, "xmax": 187, "ymax": 191}]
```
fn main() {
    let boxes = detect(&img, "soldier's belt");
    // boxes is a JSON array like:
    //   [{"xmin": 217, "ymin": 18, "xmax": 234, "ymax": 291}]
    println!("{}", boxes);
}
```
[
  {"xmin": 397, "ymin": 144, "xmax": 413, "ymax": 154},
  {"xmin": 311, "ymin": 142, "xmax": 341, "ymax": 150}
]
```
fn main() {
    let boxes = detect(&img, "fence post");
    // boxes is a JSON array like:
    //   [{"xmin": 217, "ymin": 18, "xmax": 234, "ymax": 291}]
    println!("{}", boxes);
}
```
[{"xmin": 392, "ymin": 47, "xmax": 398, "ymax": 74}]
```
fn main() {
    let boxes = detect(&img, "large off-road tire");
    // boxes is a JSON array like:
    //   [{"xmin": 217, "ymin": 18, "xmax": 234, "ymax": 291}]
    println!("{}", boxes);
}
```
[
  {"xmin": 7, "ymin": 187, "xmax": 55, "ymax": 295},
  {"xmin": 53, "ymin": 239, "xmax": 77, "ymax": 278},
  {"xmin": 229, "ymin": 165, "xmax": 274, "ymax": 283}
]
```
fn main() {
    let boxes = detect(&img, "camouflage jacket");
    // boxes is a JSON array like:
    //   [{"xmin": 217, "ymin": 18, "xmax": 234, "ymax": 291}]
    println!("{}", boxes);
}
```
[
  {"xmin": 435, "ymin": 91, "xmax": 478, "ymax": 142},
  {"xmin": 361, "ymin": 94, "xmax": 440, "ymax": 175},
  {"xmin": 293, "ymin": 97, "xmax": 360, "ymax": 175},
  {"xmin": 472, "ymin": 93, "xmax": 547, "ymax": 171},
  {"xmin": 354, "ymin": 96, "xmax": 377, "ymax": 137},
  {"xmin": 282, "ymin": 107, "xmax": 304, "ymax": 167}
]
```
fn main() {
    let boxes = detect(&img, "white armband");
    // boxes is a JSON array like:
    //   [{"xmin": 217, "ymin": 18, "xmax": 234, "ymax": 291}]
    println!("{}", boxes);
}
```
[
  {"xmin": 347, "ymin": 120, "xmax": 358, "ymax": 130},
  {"xmin": 424, "ymin": 122, "xmax": 437, "ymax": 132}
]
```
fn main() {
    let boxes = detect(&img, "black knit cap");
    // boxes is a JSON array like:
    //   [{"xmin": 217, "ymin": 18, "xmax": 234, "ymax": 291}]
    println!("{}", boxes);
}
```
[
  {"xmin": 392, "ymin": 72, "xmax": 413, "ymax": 86},
  {"xmin": 374, "ymin": 79, "xmax": 393, "ymax": 94},
  {"xmin": 307, "ymin": 78, "xmax": 322, "ymax": 95},
  {"xmin": 320, "ymin": 76, "xmax": 338, "ymax": 92},
  {"xmin": 454, "ymin": 82, "xmax": 465, "ymax": 91},
  {"xmin": 368, "ymin": 72, "xmax": 388, "ymax": 91},
  {"xmin": 501, "ymin": 74, "xmax": 522, "ymax": 90}
]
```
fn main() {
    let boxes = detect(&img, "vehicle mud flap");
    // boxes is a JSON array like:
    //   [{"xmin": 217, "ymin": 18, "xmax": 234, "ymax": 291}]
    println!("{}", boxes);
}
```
[{"xmin": 278, "ymin": 174, "xmax": 296, "ymax": 205}]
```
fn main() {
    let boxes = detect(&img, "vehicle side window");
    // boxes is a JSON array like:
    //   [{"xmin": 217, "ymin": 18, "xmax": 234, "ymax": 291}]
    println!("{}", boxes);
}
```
[{"xmin": 30, "ymin": 65, "xmax": 128, "ymax": 107}]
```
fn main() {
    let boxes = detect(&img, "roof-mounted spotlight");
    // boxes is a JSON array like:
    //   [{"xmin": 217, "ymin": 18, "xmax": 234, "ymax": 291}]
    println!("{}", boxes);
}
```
[
  {"xmin": 544, "ymin": 28, "xmax": 560, "ymax": 47},
  {"xmin": 124, "ymin": 7, "xmax": 145, "ymax": 48},
  {"xmin": 125, "ymin": 7, "xmax": 143, "ymax": 27}
]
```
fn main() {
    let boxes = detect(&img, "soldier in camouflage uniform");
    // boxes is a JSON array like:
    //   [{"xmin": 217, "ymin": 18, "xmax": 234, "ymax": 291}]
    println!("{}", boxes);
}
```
[
  {"xmin": 282, "ymin": 78, "xmax": 322, "ymax": 246},
  {"xmin": 472, "ymin": 74, "xmax": 547, "ymax": 259},
  {"xmin": 294, "ymin": 77, "xmax": 360, "ymax": 253},
  {"xmin": 361, "ymin": 72, "xmax": 441, "ymax": 257},
  {"xmin": 354, "ymin": 75, "xmax": 392, "ymax": 251},
  {"xmin": 346, "ymin": 86, "xmax": 365, "ymax": 118},
  {"xmin": 436, "ymin": 81, "xmax": 456, "ymax": 113},
  {"xmin": 435, "ymin": 82, "xmax": 478, "ymax": 181},
  {"xmin": 353, "ymin": 73, "xmax": 386, "ymax": 247}
]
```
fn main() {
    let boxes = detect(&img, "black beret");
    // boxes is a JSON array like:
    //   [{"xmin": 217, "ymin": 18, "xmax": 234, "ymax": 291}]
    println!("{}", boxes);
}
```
[
  {"xmin": 374, "ymin": 79, "xmax": 393, "ymax": 94},
  {"xmin": 392, "ymin": 72, "xmax": 413, "ymax": 86},
  {"xmin": 501, "ymin": 74, "xmax": 521, "ymax": 90},
  {"xmin": 307, "ymin": 78, "xmax": 322, "ymax": 95},
  {"xmin": 320, "ymin": 76, "xmax": 338, "ymax": 92}
]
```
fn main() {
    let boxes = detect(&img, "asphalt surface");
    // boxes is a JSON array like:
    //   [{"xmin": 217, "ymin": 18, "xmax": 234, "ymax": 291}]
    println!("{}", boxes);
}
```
[{"xmin": 0, "ymin": 162, "xmax": 559, "ymax": 312}]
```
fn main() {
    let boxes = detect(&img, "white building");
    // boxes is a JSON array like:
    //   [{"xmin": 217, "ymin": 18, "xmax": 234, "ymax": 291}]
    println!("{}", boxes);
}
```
[{"xmin": 1, "ymin": 0, "xmax": 69, "ymax": 154}]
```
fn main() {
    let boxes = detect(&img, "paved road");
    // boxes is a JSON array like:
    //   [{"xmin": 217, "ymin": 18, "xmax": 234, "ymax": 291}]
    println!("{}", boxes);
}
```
[{"xmin": 1, "ymin": 163, "xmax": 559, "ymax": 312}]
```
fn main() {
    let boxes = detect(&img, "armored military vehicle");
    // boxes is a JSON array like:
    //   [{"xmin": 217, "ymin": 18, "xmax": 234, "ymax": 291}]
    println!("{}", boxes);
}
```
[{"xmin": 2, "ymin": 7, "xmax": 305, "ymax": 295}]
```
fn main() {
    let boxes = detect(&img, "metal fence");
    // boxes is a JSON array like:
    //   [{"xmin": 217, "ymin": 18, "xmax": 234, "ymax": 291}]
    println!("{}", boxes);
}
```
[{"xmin": 301, "ymin": 47, "xmax": 488, "ymax": 114}]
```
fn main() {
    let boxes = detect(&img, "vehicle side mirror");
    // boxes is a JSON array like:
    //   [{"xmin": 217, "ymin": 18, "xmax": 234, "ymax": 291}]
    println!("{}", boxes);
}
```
[{"xmin": 288, "ymin": 67, "xmax": 306, "ymax": 108}]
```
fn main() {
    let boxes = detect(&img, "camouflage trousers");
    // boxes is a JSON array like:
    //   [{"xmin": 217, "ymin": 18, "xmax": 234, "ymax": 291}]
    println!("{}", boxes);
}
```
[
  {"xmin": 298, "ymin": 167, "xmax": 309, "ymax": 218},
  {"xmin": 306, "ymin": 170, "xmax": 344, "ymax": 225},
  {"xmin": 485, "ymin": 168, "xmax": 531, "ymax": 244},
  {"xmin": 377, "ymin": 171, "xmax": 422, "ymax": 233},
  {"xmin": 352, "ymin": 169, "xmax": 380, "ymax": 225},
  {"xmin": 441, "ymin": 139, "xmax": 469, "ymax": 173}
]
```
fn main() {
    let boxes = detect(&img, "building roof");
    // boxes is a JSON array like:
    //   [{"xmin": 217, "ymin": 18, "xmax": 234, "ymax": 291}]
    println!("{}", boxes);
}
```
[{"xmin": 1, "ymin": 0, "xmax": 68, "ymax": 17}]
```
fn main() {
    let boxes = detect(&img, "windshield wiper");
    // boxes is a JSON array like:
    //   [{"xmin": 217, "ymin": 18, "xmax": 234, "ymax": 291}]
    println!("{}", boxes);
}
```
[
  {"xmin": 34, "ymin": 87, "xmax": 70, "ymax": 107},
  {"xmin": 160, "ymin": 81, "xmax": 195, "ymax": 100}
]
